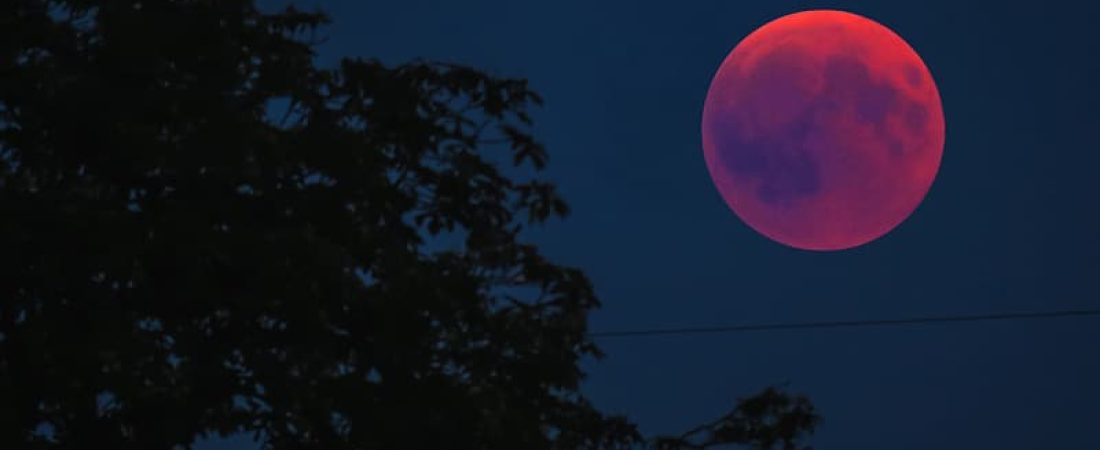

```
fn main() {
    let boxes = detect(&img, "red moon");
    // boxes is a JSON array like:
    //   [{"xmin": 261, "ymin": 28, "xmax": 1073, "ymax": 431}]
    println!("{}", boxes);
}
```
[{"xmin": 702, "ymin": 10, "xmax": 945, "ymax": 251}]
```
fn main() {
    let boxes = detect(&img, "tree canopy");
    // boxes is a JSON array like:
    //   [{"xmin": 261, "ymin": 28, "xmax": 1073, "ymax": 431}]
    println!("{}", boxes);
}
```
[{"xmin": 0, "ymin": 1, "xmax": 818, "ymax": 449}]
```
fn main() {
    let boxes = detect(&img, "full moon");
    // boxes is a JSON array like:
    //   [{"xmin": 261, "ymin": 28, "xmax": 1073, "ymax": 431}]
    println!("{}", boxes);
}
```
[{"xmin": 702, "ymin": 10, "xmax": 945, "ymax": 251}]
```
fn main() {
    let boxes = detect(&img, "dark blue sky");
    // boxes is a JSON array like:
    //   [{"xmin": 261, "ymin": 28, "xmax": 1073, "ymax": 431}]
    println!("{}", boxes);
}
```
[{"xmin": 204, "ymin": 1, "xmax": 1100, "ymax": 448}]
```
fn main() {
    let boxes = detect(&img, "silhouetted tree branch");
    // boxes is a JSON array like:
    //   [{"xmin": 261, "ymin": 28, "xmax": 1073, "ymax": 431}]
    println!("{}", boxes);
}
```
[{"xmin": 653, "ymin": 387, "xmax": 820, "ymax": 450}]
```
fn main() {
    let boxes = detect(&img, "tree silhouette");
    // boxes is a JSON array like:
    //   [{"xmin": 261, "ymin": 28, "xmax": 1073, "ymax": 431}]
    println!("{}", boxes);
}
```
[
  {"xmin": 0, "ymin": 1, "xmax": 818, "ymax": 449},
  {"xmin": 654, "ymin": 387, "xmax": 818, "ymax": 450}
]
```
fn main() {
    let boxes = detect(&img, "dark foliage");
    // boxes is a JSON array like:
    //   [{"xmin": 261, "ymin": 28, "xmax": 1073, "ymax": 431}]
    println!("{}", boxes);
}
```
[
  {"xmin": 654, "ymin": 387, "xmax": 819, "ymax": 450},
  {"xmin": 0, "ymin": 1, "xmax": 818, "ymax": 449}
]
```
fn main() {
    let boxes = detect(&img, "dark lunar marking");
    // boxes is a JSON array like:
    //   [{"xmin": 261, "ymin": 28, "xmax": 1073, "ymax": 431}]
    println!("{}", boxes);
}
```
[
  {"xmin": 890, "ymin": 138, "xmax": 905, "ymax": 156},
  {"xmin": 823, "ymin": 55, "xmax": 899, "ymax": 125},
  {"xmin": 756, "ymin": 151, "xmax": 821, "ymax": 205},
  {"xmin": 905, "ymin": 102, "xmax": 928, "ymax": 132},
  {"xmin": 904, "ymin": 64, "xmax": 924, "ymax": 88},
  {"xmin": 856, "ymin": 83, "xmax": 898, "ymax": 125},
  {"xmin": 713, "ymin": 109, "xmax": 822, "ymax": 206},
  {"xmin": 747, "ymin": 45, "xmax": 819, "ymax": 119}
]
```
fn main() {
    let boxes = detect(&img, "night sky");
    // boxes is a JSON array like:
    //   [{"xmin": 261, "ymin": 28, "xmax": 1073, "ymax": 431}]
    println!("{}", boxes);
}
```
[{"xmin": 204, "ymin": 1, "xmax": 1100, "ymax": 448}]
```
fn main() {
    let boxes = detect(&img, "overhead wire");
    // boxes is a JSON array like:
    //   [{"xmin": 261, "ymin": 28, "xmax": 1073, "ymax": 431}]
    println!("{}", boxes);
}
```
[{"xmin": 587, "ymin": 308, "xmax": 1100, "ymax": 338}]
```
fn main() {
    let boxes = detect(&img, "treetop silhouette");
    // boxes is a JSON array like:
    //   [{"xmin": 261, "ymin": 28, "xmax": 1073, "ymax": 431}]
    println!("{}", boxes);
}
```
[{"xmin": 0, "ymin": 1, "xmax": 817, "ymax": 448}]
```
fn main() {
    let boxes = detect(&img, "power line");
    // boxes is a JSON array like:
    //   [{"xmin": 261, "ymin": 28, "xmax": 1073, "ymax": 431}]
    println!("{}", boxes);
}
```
[{"xmin": 587, "ymin": 308, "xmax": 1100, "ymax": 338}]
